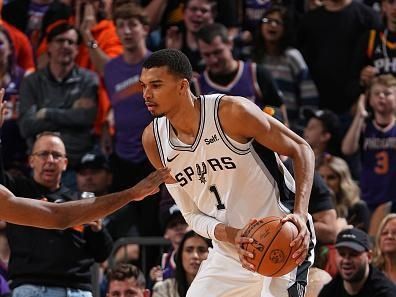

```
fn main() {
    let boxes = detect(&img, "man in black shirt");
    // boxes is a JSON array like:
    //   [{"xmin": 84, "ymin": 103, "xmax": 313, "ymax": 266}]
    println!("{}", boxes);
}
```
[{"xmin": 319, "ymin": 228, "xmax": 396, "ymax": 297}]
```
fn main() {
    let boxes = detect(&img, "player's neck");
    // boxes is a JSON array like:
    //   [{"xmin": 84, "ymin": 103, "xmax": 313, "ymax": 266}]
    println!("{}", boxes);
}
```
[{"xmin": 169, "ymin": 94, "xmax": 201, "ymax": 143}]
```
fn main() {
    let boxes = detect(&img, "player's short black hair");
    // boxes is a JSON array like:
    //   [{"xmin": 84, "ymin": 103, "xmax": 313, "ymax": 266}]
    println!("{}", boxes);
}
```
[{"xmin": 142, "ymin": 49, "xmax": 193, "ymax": 82}]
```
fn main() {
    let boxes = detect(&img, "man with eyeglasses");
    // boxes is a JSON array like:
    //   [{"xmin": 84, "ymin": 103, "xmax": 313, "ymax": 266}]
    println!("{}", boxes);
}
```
[
  {"xmin": 0, "ymin": 124, "xmax": 169, "ymax": 297},
  {"xmin": 18, "ymin": 21, "xmax": 99, "ymax": 190}
]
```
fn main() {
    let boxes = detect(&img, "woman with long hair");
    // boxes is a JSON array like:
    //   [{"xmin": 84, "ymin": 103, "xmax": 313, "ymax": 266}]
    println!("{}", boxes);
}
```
[
  {"xmin": 318, "ymin": 155, "xmax": 370, "ymax": 232},
  {"xmin": 373, "ymin": 214, "xmax": 396, "ymax": 284},
  {"xmin": 251, "ymin": 4, "xmax": 318, "ymax": 132},
  {"xmin": 152, "ymin": 230, "xmax": 211, "ymax": 297}
]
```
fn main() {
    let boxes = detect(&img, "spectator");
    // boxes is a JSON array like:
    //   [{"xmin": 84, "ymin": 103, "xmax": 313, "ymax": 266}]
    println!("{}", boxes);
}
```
[
  {"xmin": 342, "ymin": 74, "xmax": 396, "ymax": 212},
  {"xmin": 0, "ymin": 132, "xmax": 113, "ymax": 297},
  {"xmin": 303, "ymin": 108, "xmax": 342, "ymax": 169},
  {"xmin": 152, "ymin": 230, "xmax": 211, "ymax": 297},
  {"xmin": 150, "ymin": 204, "xmax": 188, "ymax": 284},
  {"xmin": 102, "ymin": 2, "xmax": 161, "ymax": 249},
  {"xmin": 0, "ymin": 26, "xmax": 28, "ymax": 177},
  {"xmin": 18, "ymin": 22, "xmax": 99, "ymax": 189},
  {"xmin": 164, "ymin": 0, "xmax": 217, "ymax": 72},
  {"xmin": 194, "ymin": 22, "xmax": 288, "ymax": 124},
  {"xmin": 372, "ymin": 214, "xmax": 396, "ymax": 283},
  {"xmin": 318, "ymin": 228, "xmax": 396, "ymax": 297},
  {"xmin": 359, "ymin": 0, "xmax": 396, "ymax": 86},
  {"xmin": 76, "ymin": 152, "xmax": 112, "ymax": 196},
  {"xmin": 107, "ymin": 263, "xmax": 150, "ymax": 297},
  {"xmin": 318, "ymin": 155, "xmax": 371, "ymax": 232},
  {"xmin": 297, "ymin": 0, "xmax": 381, "ymax": 121},
  {"xmin": 0, "ymin": 0, "xmax": 35, "ymax": 72},
  {"xmin": 251, "ymin": 5, "xmax": 318, "ymax": 133}
]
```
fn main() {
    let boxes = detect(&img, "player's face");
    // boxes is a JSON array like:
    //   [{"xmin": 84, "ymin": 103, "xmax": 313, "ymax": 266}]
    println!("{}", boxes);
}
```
[
  {"xmin": 183, "ymin": 0, "xmax": 214, "ymax": 33},
  {"xmin": 29, "ymin": 136, "xmax": 68, "ymax": 189},
  {"xmin": 182, "ymin": 236, "xmax": 209, "ymax": 280},
  {"xmin": 379, "ymin": 218, "xmax": 396, "ymax": 254},
  {"xmin": 48, "ymin": 29, "xmax": 79, "ymax": 66},
  {"xmin": 369, "ymin": 84, "xmax": 396, "ymax": 115},
  {"xmin": 318, "ymin": 165, "xmax": 340, "ymax": 195},
  {"xmin": 107, "ymin": 278, "xmax": 146, "ymax": 297},
  {"xmin": 261, "ymin": 11, "xmax": 284, "ymax": 43},
  {"xmin": 303, "ymin": 118, "xmax": 327, "ymax": 149},
  {"xmin": 198, "ymin": 36, "xmax": 234, "ymax": 75},
  {"xmin": 336, "ymin": 247, "xmax": 370, "ymax": 283},
  {"xmin": 140, "ymin": 66, "xmax": 186, "ymax": 117},
  {"xmin": 115, "ymin": 18, "xmax": 148, "ymax": 52},
  {"xmin": 76, "ymin": 168, "xmax": 112, "ymax": 196}
]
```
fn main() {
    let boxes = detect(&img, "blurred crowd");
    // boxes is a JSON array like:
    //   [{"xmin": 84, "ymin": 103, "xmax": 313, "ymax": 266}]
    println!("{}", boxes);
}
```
[{"xmin": 0, "ymin": 0, "xmax": 395, "ymax": 296}]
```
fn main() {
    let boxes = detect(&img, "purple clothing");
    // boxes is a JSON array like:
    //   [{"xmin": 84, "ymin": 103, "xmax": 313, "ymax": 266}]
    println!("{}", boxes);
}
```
[
  {"xmin": 360, "ymin": 121, "xmax": 396, "ymax": 209},
  {"xmin": 195, "ymin": 61, "xmax": 262, "ymax": 106},
  {"xmin": 104, "ymin": 55, "xmax": 153, "ymax": 163},
  {"xmin": 0, "ymin": 274, "xmax": 10, "ymax": 295},
  {"xmin": 1, "ymin": 66, "xmax": 27, "ymax": 171}
]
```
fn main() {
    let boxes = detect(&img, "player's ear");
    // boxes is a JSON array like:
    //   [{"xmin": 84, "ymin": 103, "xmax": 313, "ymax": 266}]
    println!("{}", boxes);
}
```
[{"xmin": 180, "ymin": 78, "xmax": 190, "ymax": 95}]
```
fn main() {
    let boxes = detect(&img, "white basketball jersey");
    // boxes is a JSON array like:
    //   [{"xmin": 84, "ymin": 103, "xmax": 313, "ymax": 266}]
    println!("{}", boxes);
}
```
[{"xmin": 153, "ymin": 94, "xmax": 296, "ymax": 258}]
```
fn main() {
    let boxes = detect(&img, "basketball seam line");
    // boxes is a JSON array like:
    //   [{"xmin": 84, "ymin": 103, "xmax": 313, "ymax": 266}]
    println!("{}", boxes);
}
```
[
  {"xmin": 255, "ymin": 220, "xmax": 283, "ymax": 273},
  {"xmin": 269, "ymin": 224, "xmax": 296, "ymax": 277}
]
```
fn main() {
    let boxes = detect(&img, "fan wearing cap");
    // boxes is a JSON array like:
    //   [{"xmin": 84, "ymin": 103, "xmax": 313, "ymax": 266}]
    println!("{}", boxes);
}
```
[
  {"xmin": 318, "ymin": 228, "xmax": 396, "ymax": 297},
  {"xmin": 303, "ymin": 108, "xmax": 341, "ymax": 169},
  {"xmin": 150, "ymin": 204, "xmax": 188, "ymax": 284},
  {"xmin": 76, "ymin": 152, "xmax": 112, "ymax": 197}
]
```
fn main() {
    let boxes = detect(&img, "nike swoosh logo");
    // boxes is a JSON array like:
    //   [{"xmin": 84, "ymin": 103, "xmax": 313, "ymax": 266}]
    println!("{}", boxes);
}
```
[{"xmin": 167, "ymin": 154, "xmax": 180, "ymax": 162}]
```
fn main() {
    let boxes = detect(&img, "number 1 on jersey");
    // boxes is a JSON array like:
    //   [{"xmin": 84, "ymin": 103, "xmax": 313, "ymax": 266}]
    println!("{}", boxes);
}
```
[{"xmin": 209, "ymin": 185, "xmax": 225, "ymax": 210}]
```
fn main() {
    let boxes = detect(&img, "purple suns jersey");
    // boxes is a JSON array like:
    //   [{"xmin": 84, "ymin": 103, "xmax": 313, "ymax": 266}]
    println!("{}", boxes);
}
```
[
  {"xmin": 104, "ymin": 55, "xmax": 153, "ymax": 163},
  {"xmin": 360, "ymin": 120, "xmax": 396, "ymax": 209},
  {"xmin": 194, "ymin": 61, "xmax": 263, "ymax": 106}
]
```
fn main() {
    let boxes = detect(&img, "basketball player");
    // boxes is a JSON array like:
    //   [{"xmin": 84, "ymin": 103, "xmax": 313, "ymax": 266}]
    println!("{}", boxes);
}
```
[{"xmin": 140, "ymin": 49, "xmax": 316, "ymax": 297}]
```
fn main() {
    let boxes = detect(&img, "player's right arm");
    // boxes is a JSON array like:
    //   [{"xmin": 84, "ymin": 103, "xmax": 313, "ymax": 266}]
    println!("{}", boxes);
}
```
[{"xmin": 0, "ymin": 170, "xmax": 169, "ymax": 229}]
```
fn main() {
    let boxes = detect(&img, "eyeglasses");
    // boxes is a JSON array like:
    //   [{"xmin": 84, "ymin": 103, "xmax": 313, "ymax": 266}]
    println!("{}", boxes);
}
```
[
  {"xmin": 261, "ymin": 17, "xmax": 283, "ymax": 27},
  {"xmin": 32, "ymin": 151, "xmax": 66, "ymax": 161},
  {"xmin": 52, "ymin": 37, "xmax": 77, "ymax": 46}
]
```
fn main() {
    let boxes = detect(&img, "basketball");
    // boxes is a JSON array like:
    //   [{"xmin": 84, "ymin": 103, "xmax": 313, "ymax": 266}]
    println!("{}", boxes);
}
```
[{"xmin": 241, "ymin": 216, "xmax": 299, "ymax": 277}]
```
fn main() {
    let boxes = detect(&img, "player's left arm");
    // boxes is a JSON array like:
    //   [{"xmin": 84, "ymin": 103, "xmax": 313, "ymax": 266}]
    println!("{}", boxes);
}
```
[{"xmin": 219, "ymin": 96, "xmax": 315, "ymax": 265}]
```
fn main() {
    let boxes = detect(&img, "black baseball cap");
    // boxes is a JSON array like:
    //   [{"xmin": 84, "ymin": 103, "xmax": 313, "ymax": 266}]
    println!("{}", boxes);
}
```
[
  {"xmin": 303, "ymin": 108, "xmax": 341, "ymax": 136},
  {"xmin": 335, "ymin": 228, "xmax": 371, "ymax": 252},
  {"xmin": 76, "ymin": 152, "xmax": 110, "ymax": 172}
]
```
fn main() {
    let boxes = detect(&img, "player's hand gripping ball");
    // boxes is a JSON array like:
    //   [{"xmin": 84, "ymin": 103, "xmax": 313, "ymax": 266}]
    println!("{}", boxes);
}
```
[{"xmin": 241, "ymin": 216, "xmax": 299, "ymax": 277}]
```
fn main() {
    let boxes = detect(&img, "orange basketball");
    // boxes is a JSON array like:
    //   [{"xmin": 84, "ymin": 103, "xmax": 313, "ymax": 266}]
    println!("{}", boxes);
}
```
[{"xmin": 241, "ymin": 216, "xmax": 299, "ymax": 277}]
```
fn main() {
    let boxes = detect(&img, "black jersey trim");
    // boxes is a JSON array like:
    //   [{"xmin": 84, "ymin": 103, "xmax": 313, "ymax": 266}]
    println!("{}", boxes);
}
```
[
  {"xmin": 251, "ymin": 141, "xmax": 295, "ymax": 212},
  {"xmin": 214, "ymin": 95, "xmax": 251, "ymax": 156},
  {"xmin": 167, "ymin": 96, "xmax": 205, "ymax": 152},
  {"xmin": 153, "ymin": 119, "xmax": 166, "ymax": 167}
]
